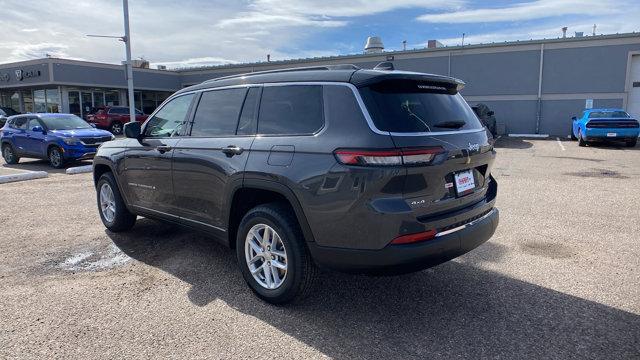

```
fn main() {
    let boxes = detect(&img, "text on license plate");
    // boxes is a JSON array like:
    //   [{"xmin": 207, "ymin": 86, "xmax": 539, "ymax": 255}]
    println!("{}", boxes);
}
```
[
  {"xmin": 607, "ymin": 132, "xmax": 617, "ymax": 137},
  {"xmin": 454, "ymin": 170, "xmax": 475, "ymax": 194}
]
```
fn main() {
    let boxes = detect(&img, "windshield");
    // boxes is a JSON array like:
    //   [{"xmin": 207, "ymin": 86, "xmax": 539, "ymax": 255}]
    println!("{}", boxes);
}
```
[
  {"xmin": 41, "ymin": 115, "xmax": 92, "ymax": 130},
  {"xmin": 359, "ymin": 80, "xmax": 483, "ymax": 133},
  {"xmin": 589, "ymin": 111, "xmax": 630, "ymax": 118}
]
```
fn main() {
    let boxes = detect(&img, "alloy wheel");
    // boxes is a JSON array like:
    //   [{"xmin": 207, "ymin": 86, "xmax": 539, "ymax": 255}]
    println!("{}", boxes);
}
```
[
  {"xmin": 244, "ymin": 223, "xmax": 288, "ymax": 290},
  {"xmin": 99, "ymin": 183, "xmax": 116, "ymax": 223},
  {"xmin": 3, "ymin": 146, "xmax": 13, "ymax": 162},
  {"xmin": 50, "ymin": 149, "xmax": 62, "ymax": 167},
  {"xmin": 111, "ymin": 123, "xmax": 122, "ymax": 135}
]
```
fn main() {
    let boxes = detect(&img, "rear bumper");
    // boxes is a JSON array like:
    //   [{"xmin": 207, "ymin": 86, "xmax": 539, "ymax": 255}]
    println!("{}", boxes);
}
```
[
  {"xmin": 585, "ymin": 128, "xmax": 639, "ymax": 140},
  {"xmin": 308, "ymin": 207, "xmax": 499, "ymax": 274}
]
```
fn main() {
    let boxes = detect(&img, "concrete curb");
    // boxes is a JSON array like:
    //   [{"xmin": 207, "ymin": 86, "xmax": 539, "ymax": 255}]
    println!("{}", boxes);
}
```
[
  {"xmin": 66, "ymin": 165, "xmax": 93, "ymax": 175},
  {"xmin": 0, "ymin": 171, "xmax": 49, "ymax": 184}
]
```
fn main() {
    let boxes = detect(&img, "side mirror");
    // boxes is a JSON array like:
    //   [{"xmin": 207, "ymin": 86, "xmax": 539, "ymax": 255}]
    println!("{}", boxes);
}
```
[
  {"xmin": 31, "ymin": 125, "xmax": 44, "ymax": 133},
  {"xmin": 124, "ymin": 121, "xmax": 141, "ymax": 139},
  {"xmin": 487, "ymin": 111, "xmax": 495, "ymax": 116},
  {"xmin": 571, "ymin": 116, "xmax": 577, "ymax": 121}
]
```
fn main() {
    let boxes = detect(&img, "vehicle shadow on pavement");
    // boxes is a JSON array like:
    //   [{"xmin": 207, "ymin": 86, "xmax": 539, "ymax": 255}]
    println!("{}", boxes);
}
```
[
  {"xmin": 108, "ymin": 219, "xmax": 640, "ymax": 359},
  {"xmin": 493, "ymin": 137, "xmax": 534, "ymax": 149},
  {"xmin": 1, "ymin": 159, "xmax": 92, "ymax": 174}
]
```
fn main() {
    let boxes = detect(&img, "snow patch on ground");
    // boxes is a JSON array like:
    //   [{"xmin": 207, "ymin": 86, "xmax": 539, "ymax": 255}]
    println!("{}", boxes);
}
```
[{"xmin": 58, "ymin": 244, "xmax": 130, "ymax": 271}]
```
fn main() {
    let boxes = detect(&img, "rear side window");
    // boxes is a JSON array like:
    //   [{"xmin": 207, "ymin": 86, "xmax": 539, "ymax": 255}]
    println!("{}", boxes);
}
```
[
  {"xmin": 108, "ymin": 108, "xmax": 126, "ymax": 114},
  {"xmin": 258, "ymin": 85, "xmax": 323, "ymax": 135},
  {"xmin": 359, "ymin": 80, "xmax": 483, "ymax": 133},
  {"xmin": 191, "ymin": 88, "xmax": 247, "ymax": 137}
]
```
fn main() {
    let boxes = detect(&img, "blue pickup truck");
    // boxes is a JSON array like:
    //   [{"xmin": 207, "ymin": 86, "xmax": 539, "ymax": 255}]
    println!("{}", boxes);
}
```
[{"xmin": 571, "ymin": 109, "xmax": 639, "ymax": 147}]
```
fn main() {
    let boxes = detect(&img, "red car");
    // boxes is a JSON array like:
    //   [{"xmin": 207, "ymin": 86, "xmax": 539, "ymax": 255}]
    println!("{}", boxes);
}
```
[{"xmin": 87, "ymin": 106, "xmax": 148, "ymax": 135}]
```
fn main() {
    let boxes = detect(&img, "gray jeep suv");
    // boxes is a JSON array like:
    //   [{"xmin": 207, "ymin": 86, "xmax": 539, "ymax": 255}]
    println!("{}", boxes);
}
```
[{"xmin": 93, "ymin": 65, "xmax": 499, "ymax": 304}]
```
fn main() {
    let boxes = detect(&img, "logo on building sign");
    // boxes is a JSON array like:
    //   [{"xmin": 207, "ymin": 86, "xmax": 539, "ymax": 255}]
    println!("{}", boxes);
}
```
[
  {"xmin": 14, "ymin": 69, "xmax": 41, "ymax": 81},
  {"xmin": 0, "ymin": 73, "xmax": 9, "ymax": 82}
]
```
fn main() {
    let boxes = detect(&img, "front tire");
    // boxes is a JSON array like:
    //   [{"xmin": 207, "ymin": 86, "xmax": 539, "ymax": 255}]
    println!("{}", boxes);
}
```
[
  {"xmin": 97, "ymin": 172, "xmax": 136, "ymax": 232},
  {"xmin": 110, "ymin": 122, "xmax": 123, "ymax": 135},
  {"xmin": 578, "ymin": 129, "xmax": 587, "ymax": 147},
  {"xmin": 2, "ymin": 143, "xmax": 19, "ymax": 164},
  {"xmin": 48, "ymin": 146, "xmax": 66, "ymax": 168},
  {"xmin": 236, "ymin": 203, "xmax": 317, "ymax": 304}
]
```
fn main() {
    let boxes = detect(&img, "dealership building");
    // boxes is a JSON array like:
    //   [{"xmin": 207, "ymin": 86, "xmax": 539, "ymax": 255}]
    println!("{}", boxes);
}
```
[{"xmin": 1, "ymin": 32, "xmax": 639, "ymax": 135}]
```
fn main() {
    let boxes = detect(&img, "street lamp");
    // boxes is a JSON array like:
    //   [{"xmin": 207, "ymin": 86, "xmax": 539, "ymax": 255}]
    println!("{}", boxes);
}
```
[{"xmin": 87, "ymin": 0, "xmax": 136, "ymax": 124}]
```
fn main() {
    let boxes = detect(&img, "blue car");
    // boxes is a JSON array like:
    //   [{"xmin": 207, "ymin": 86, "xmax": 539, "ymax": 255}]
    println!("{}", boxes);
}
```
[
  {"xmin": 571, "ymin": 109, "xmax": 639, "ymax": 147},
  {"xmin": 1, "ymin": 113, "xmax": 115, "ymax": 168}
]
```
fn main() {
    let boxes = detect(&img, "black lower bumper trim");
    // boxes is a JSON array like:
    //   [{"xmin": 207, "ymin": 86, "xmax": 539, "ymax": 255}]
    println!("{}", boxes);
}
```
[{"xmin": 308, "ymin": 208, "xmax": 499, "ymax": 274}]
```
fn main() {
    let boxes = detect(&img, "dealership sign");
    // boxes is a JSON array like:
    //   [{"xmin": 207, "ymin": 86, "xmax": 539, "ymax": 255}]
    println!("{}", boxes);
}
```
[{"xmin": 0, "ymin": 69, "xmax": 42, "ymax": 82}]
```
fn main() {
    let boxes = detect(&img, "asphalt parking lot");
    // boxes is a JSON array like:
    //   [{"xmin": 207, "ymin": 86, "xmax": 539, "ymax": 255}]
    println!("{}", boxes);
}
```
[{"xmin": 0, "ymin": 138, "xmax": 638, "ymax": 359}]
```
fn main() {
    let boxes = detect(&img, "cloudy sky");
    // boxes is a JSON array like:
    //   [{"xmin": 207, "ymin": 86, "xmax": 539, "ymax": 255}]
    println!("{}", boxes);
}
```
[{"xmin": 1, "ymin": 0, "xmax": 639, "ymax": 69}]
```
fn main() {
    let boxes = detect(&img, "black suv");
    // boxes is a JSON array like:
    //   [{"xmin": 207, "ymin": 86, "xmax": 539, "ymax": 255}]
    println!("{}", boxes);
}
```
[{"xmin": 93, "ymin": 65, "xmax": 499, "ymax": 304}]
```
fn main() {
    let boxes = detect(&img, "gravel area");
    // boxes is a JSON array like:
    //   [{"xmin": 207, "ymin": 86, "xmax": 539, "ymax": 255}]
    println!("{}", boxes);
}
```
[{"xmin": 1, "ymin": 138, "xmax": 638, "ymax": 359}]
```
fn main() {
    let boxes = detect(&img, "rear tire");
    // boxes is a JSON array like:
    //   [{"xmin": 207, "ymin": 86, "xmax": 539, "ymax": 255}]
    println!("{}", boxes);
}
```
[
  {"xmin": 626, "ymin": 139, "xmax": 637, "ymax": 148},
  {"xmin": 110, "ymin": 121, "xmax": 123, "ymax": 135},
  {"xmin": 2, "ymin": 143, "xmax": 19, "ymax": 164},
  {"xmin": 570, "ymin": 125, "xmax": 577, "ymax": 140},
  {"xmin": 48, "ymin": 146, "xmax": 66, "ymax": 168},
  {"xmin": 578, "ymin": 129, "xmax": 587, "ymax": 147},
  {"xmin": 236, "ymin": 202, "xmax": 317, "ymax": 304},
  {"xmin": 97, "ymin": 172, "xmax": 136, "ymax": 232}
]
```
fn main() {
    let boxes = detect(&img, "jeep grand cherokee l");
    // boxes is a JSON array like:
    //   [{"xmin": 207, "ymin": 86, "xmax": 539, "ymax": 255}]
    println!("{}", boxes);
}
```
[{"xmin": 92, "ymin": 65, "xmax": 499, "ymax": 304}]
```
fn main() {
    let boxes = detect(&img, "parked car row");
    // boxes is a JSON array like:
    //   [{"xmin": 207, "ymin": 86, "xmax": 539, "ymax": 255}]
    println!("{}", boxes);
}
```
[{"xmin": 1, "ymin": 113, "xmax": 114, "ymax": 168}]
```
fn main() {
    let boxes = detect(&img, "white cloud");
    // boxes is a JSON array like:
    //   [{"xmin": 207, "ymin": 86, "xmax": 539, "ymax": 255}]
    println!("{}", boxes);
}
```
[
  {"xmin": 436, "ymin": 8, "xmax": 640, "ymax": 46},
  {"xmin": 417, "ymin": 0, "xmax": 621, "ymax": 23}
]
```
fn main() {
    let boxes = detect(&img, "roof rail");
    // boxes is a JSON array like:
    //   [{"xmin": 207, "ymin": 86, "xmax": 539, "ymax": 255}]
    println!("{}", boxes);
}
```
[{"xmin": 203, "ymin": 64, "xmax": 360, "ymax": 84}]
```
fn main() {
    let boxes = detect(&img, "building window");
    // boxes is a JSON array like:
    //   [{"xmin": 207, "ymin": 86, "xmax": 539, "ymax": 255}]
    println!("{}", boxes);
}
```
[
  {"xmin": 22, "ymin": 90, "xmax": 34, "ymax": 113},
  {"xmin": 46, "ymin": 89, "xmax": 60, "ymax": 113},
  {"xmin": 105, "ymin": 91, "xmax": 119, "ymax": 106},
  {"xmin": 34, "ymin": 90, "xmax": 46, "ymax": 112}
]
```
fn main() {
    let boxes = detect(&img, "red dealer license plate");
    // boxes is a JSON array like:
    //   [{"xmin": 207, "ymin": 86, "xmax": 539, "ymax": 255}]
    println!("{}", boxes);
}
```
[{"xmin": 454, "ymin": 169, "xmax": 475, "ymax": 195}]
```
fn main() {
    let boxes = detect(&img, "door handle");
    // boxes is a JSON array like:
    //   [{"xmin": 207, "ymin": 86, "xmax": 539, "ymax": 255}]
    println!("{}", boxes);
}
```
[
  {"xmin": 221, "ymin": 145, "xmax": 243, "ymax": 157},
  {"xmin": 156, "ymin": 145, "xmax": 173, "ymax": 153}
]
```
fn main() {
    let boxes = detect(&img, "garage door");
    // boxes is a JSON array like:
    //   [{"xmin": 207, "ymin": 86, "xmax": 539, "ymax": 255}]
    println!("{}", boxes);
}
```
[{"xmin": 627, "ymin": 54, "xmax": 640, "ymax": 120}]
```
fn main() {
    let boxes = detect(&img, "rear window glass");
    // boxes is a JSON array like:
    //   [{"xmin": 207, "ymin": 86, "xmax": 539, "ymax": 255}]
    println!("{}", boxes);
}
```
[
  {"xmin": 258, "ymin": 85, "xmax": 323, "ymax": 135},
  {"xmin": 359, "ymin": 80, "xmax": 483, "ymax": 133},
  {"xmin": 191, "ymin": 88, "xmax": 247, "ymax": 137},
  {"xmin": 589, "ymin": 111, "xmax": 629, "ymax": 118}
]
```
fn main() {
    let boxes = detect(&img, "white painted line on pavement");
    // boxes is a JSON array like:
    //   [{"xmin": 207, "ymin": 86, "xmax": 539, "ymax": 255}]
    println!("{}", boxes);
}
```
[
  {"xmin": 508, "ymin": 134, "xmax": 549, "ymax": 138},
  {"xmin": 66, "ymin": 165, "xmax": 93, "ymax": 175},
  {"xmin": 556, "ymin": 137, "xmax": 566, "ymax": 151},
  {"xmin": 0, "ymin": 171, "xmax": 49, "ymax": 184}
]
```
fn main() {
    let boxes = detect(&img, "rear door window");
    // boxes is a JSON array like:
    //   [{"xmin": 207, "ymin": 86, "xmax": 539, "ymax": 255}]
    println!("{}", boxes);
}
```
[
  {"xmin": 11, "ymin": 117, "xmax": 28, "ymax": 130},
  {"xmin": 359, "ymin": 80, "xmax": 483, "ymax": 133},
  {"xmin": 191, "ymin": 88, "xmax": 247, "ymax": 137},
  {"xmin": 257, "ymin": 85, "xmax": 323, "ymax": 135}
]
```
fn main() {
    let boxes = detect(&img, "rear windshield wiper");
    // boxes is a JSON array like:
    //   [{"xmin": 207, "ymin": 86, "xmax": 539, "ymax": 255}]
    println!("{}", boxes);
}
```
[{"xmin": 433, "ymin": 120, "xmax": 466, "ymax": 129}]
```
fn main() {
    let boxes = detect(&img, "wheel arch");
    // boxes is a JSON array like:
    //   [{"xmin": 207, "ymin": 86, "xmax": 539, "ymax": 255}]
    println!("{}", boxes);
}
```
[{"xmin": 226, "ymin": 179, "xmax": 315, "ymax": 249}]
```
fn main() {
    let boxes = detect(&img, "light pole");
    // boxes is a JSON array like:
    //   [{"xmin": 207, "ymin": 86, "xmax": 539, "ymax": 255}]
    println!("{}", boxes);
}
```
[
  {"xmin": 87, "ymin": 0, "xmax": 136, "ymax": 124},
  {"xmin": 122, "ymin": 0, "xmax": 135, "ymax": 124}
]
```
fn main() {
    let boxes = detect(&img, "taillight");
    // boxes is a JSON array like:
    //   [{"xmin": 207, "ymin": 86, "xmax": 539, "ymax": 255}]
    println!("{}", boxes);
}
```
[
  {"xmin": 334, "ymin": 147, "xmax": 444, "ymax": 166},
  {"xmin": 390, "ymin": 229, "xmax": 437, "ymax": 245}
]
